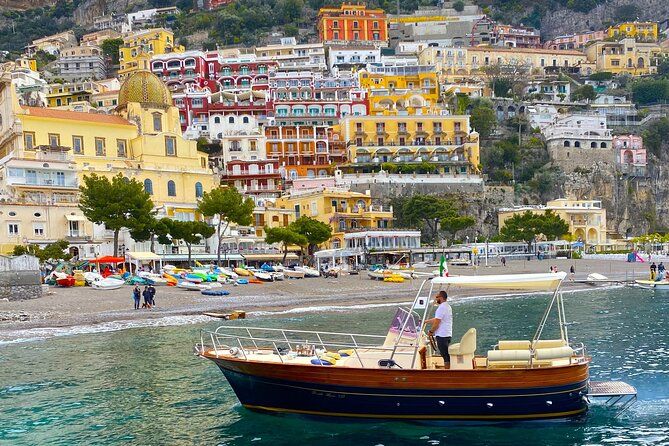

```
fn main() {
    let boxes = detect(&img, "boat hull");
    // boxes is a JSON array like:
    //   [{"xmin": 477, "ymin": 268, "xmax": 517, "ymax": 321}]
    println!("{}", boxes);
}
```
[{"xmin": 208, "ymin": 356, "xmax": 589, "ymax": 421}]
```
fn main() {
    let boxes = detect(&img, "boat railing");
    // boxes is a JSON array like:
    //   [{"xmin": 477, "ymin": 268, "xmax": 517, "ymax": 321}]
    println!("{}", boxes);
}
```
[{"xmin": 199, "ymin": 326, "xmax": 418, "ymax": 368}]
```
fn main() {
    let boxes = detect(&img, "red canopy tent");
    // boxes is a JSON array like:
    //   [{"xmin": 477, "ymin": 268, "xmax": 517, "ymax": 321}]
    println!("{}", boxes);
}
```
[{"xmin": 92, "ymin": 256, "xmax": 126, "ymax": 277}]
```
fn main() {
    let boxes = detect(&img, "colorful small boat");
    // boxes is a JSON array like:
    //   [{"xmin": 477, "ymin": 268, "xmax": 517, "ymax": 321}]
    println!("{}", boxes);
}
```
[
  {"xmin": 234, "ymin": 268, "xmax": 252, "ymax": 277},
  {"xmin": 236, "ymin": 278, "xmax": 249, "ymax": 285},
  {"xmin": 56, "ymin": 276, "xmax": 76, "ymax": 287},
  {"xmin": 91, "ymin": 278, "xmax": 125, "ymax": 290},
  {"xmin": 201, "ymin": 289, "xmax": 230, "ymax": 296},
  {"xmin": 253, "ymin": 271, "xmax": 273, "ymax": 282},
  {"xmin": 177, "ymin": 281, "xmax": 201, "ymax": 291},
  {"xmin": 294, "ymin": 266, "xmax": 320, "ymax": 277}
]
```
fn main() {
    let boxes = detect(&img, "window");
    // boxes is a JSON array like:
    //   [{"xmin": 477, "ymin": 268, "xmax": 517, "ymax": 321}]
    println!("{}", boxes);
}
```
[
  {"xmin": 95, "ymin": 138, "xmax": 106, "ymax": 156},
  {"xmin": 33, "ymin": 223, "xmax": 44, "ymax": 237},
  {"xmin": 116, "ymin": 139, "xmax": 127, "ymax": 157},
  {"xmin": 24, "ymin": 132, "xmax": 35, "ymax": 150},
  {"xmin": 167, "ymin": 180, "xmax": 176, "ymax": 197},
  {"xmin": 152, "ymin": 112, "xmax": 162, "ymax": 132},
  {"xmin": 228, "ymin": 116, "xmax": 235, "ymax": 124},
  {"xmin": 243, "ymin": 117, "xmax": 249, "ymax": 124},
  {"xmin": 144, "ymin": 179, "xmax": 153, "ymax": 195},
  {"xmin": 195, "ymin": 182, "xmax": 203, "ymax": 198},
  {"xmin": 214, "ymin": 116, "xmax": 221, "ymax": 124},
  {"xmin": 250, "ymin": 141, "xmax": 257, "ymax": 151},
  {"xmin": 8, "ymin": 223, "xmax": 19, "ymax": 236},
  {"xmin": 165, "ymin": 136, "xmax": 176, "ymax": 156},
  {"xmin": 48, "ymin": 133, "xmax": 60, "ymax": 147},
  {"xmin": 72, "ymin": 136, "xmax": 83, "ymax": 154}
]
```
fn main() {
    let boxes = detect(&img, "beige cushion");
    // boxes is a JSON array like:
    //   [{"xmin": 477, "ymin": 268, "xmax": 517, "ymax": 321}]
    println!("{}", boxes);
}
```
[
  {"xmin": 448, "ymin": 328, "xmax": 477, "ymax": 355},
  {"xmin": 487, "ymin": 349, "xmax": 531, "ymax": 362},
  {"xmin": 532, "ymin": 339, "xmax": 567, "ymax": 349},
  {"xmin": 534, "ymin": 346, "xmax": 574, "ymax": 360},
  {"xmin": 498, "ymin": 340, "xmax": 531, "ymax": 350}
]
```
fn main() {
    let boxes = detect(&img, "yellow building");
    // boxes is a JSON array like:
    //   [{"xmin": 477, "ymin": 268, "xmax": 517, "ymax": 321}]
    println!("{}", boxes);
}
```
[
  {"xmin": 607, "ymin": 22, "xmax": 658, "ymax": 42},
  {"xmin": 339, "ymin": 115, "xmax": 480, "ymax": 174},
  {"xmin": 497, "ymin": 199, "xmax": 607, "ymax": 245},
  {"xmin": 0, "ymin": 71, "xmax": 215, "ymax": 254},
  {"xmin": 118, "ymin": 28, "xmax": 184, "ymax": 80},
  {"xmin": 272, "ymin": 187, "xmax": 394, "ymax": 248},
  {"xmin": 419, "ymin": 46, "xmax": 590, "ymax": 77},
  {"xmin": 584, "ymin": 38, "xmax": 665, "ymax": 75},
  {"xmin": 46, "ymin": 80, "xmax": 108, "ymax": 108},
  {"xmin": 358, "ymin": 65, "xmax": 439, "ymax": 114}
]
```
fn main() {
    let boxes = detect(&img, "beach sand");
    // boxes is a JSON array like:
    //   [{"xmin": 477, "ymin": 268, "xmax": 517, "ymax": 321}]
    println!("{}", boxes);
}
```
[{"xmin": 0, "ymin": 258, "xmax": 650, "ymax": 342}]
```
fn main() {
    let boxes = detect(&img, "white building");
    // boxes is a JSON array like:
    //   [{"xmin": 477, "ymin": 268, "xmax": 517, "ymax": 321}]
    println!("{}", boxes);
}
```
[
  {"xmin": 327, "ymin": 46, "xmax": 381, "ymax": 71},
  {"xmin": 543, "ymin": 115, "xmax": 613, "ymax": 163},
  {"xmin": 255, "ymin": 38, "xmax": 327, "ymax": 72},
  {"xmin": 208, "ymin": 113, "xmax": 267, "ymax": 164}
]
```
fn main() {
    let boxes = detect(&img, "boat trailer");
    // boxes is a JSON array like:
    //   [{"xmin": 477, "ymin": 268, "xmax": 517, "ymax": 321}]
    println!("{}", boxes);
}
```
[{"xmin": 587, "ymin": 381, "xmax": 637, "ymax": 416}]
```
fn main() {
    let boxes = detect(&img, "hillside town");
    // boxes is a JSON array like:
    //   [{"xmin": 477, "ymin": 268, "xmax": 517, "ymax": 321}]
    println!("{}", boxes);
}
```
[{"xmin": 1, "ymin": 1, "xmax": 669, "ymax": 265}]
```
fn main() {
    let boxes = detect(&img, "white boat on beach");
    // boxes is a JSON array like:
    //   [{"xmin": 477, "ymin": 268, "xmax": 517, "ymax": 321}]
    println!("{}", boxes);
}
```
[
  {"xmin": 294, "ymin": 266, "xmax": 320, "ymax": 277},
  {"xmin": 271, "ymin": 272, "xmax": 285, "ymax": 281},
  {"xmin": 284, "ymin": 270, "xmax": 305, "ymax": 279},
  {"xmin": 586, "ymin": 273, "xmax": 610, "ymax": 286},
  {"xmin": 367, "ymin": 270, "xmax": 385, "ymax": 280},
  {"xmin": 91, "ymin": 277, "xmax": 125, "ymax": 290},
  {"xmin": 83, "ymin": 272, "xmax": 103, "ymax": 285},
  {"xmin": 138, "ymin": 272, "xmax": 169, "ymax": 286},
  {"xmin": 177, "ymin": 281, "xmax": 201, "ymax": 291},
  {"xmin": 219, "ymin": 268, "xmax": 239, "ymax": 279},
  {"xmin": 253, "ymin": 271, "xmax": 274, "ymax": 281}
]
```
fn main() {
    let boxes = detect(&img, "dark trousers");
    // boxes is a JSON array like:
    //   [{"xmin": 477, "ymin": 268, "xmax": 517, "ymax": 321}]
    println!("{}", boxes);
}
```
[
  {"xmin": 435, "ymin": 336, "xmax": 451, "ymax": 364},
  {"xmin": 134, "ymin": 298, "xmax": 140, "ymax": 310}
]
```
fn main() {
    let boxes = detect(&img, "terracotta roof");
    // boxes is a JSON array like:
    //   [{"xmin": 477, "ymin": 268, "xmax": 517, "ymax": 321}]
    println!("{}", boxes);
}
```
[{"xmin": 21, "ymin": 107, "xmax": 133, "ymax": 126}]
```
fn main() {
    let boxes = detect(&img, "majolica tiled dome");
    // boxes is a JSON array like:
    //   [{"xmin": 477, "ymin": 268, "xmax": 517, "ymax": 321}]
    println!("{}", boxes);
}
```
[{"xmin": 118, "ymin": 71, "xmax": 172, "ymax": 108}]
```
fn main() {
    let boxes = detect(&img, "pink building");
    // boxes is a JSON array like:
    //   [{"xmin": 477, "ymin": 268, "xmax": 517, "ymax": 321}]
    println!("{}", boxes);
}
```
[
  {"xmin": 544, "ymin": 30, "xmax": 606, "ymax": 50},
  {"xmin": 614, "ymin": 135, "xmax": 646, "ymax": 175},
  {"xmin": 494, "ymin": 24, "xmax": 541, "ymax": 48}
]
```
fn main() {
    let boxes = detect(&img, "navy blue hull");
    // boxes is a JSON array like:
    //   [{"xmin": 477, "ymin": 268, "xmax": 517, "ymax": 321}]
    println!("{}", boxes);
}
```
[{"xmin": 215, "ymin": 365, "xmax": 588, "ymax": 420}]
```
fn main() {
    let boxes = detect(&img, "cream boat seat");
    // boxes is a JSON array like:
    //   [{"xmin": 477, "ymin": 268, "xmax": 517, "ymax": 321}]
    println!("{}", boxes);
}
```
[{"xmin": 448, "ymin": 328, "xmax": 477, "ymax": 370}]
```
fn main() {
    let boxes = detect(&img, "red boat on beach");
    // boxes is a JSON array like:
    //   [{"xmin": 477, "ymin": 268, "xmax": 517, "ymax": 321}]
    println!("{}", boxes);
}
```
[
  {"xmin": 197, "ymin": 272, "xmax": 637, "ymax": 421},
  {"xmin": 56, "ymin": 276, "xmax": 76, "ymax": 287}
]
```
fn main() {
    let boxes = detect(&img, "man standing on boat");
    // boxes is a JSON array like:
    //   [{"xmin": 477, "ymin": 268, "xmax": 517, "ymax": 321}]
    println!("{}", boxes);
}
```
[{"xmin": 425, "ymin": 291, "xmax": 453, "ymax": 368}]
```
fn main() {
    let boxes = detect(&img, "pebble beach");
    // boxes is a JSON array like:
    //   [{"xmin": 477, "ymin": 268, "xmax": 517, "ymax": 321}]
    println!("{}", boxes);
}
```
[{"xmin": 0, "ymin": 258, "xmax": 651, "ymax": 343}]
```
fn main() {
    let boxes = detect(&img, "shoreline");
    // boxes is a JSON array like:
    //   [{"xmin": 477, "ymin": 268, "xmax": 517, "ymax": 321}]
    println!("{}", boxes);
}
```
[{"xmin": 0, "ymin": 258, "xmax": 649, "ymax": 344}]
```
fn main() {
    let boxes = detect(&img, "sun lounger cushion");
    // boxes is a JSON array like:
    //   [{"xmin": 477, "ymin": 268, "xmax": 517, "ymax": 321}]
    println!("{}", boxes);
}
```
[
  {"xmin": 534, "ymin": 346, "xmax": 574, "ymax": 360},
  {"xmin": 498, "ymin": 340, "xmax": 531, "ymax": 350},
  {"xmin": 487, "ymin": 349, "xmax": 532, "ymax": 362},
  {"xmin": 532, "ymin": 339, "xmax": 567, "ymax": 349}
]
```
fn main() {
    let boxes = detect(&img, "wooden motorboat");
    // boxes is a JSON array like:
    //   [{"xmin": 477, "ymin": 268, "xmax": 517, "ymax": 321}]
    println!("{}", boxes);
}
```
[
  {"xmin": 197, "ymin": 272, "xmax": 637, "ymax": 421},
  {"xmin": 234, "ymin": 268, "xmax": 252, "ymax": 277},
  {"xmin": 284, "ymin": 270, "xmax": 305, "ymax": 279}
]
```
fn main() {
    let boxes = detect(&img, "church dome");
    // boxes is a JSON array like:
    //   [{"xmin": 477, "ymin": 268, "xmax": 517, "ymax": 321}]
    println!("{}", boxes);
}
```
[{"xmin": 117, "ymin": 71, "xmax": 172, "ymax": 108}]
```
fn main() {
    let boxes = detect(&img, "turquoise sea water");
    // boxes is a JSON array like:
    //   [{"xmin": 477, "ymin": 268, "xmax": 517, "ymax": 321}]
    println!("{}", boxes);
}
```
[{"xmin": 1, "ymin": 287, "xmax": 668, "ymax": 446}]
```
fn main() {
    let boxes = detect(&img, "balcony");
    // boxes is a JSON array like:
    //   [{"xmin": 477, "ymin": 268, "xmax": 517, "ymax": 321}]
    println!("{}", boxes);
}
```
[
  {"xmin": 8, "ymin": 177, "xmax": 78, "ymax": 189},
  {"xmin": 223, "ymin": 169, "xmax": 281, "ymax": 177}
]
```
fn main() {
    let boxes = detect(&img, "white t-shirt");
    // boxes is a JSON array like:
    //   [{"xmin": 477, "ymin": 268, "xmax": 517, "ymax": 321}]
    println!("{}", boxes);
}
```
[{"xmin": 434, "ymin": 302, "xmax": 453, "ymax": 337}]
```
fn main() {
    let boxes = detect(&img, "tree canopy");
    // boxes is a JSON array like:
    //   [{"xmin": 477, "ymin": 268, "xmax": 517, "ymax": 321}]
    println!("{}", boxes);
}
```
[
  {"xmin": 12, "ymin": 239, "xmax": 72, "ymax": 262},
  {"xmin": 79, "ymin": 174, "xmax": 155, "ymax": 256},
  {"xmin": 394, "ymin": 195, "xmax": 474, "ymax": 243},
  {"xmin": 100, "ymin": 38, "xmax": 123, "ymax": 65},
  {"xmin": 157, "ymin": 218, "xmax": 214, "ymax": 266},
  {"xmin": 197, "ymin": 187, "xmax": 254, "ymax": 265},
  {"xmin": 497, "ymin": 210, "xmax": 570, "ymax": 245},
  {"xmin": 470, "ymin": 105, "xmax": 497, "ymax": 140},
  {"xmin": 265, "ymin": 226, "xmax": 308, "ymax": 263},
  {"xmin": 290, "ymin": 216, "xmax": 332, "ymax": 256}
]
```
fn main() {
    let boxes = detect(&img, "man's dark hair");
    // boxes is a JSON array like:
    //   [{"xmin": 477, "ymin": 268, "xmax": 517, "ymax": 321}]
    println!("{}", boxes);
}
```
[{"xmin": 437, "ymin": 291, "xmax": 448, "ymax": 300}]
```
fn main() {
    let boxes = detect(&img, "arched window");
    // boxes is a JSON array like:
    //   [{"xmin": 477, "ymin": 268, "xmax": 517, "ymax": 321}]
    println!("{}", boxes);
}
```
[
  {"xmin": 144, "ymin": 179, "xmax": 153, "ymax": 195},
  {"xmin": 152, "ymin": 113, "xmax": 162, "ymax": 132},
  {"xmin": 564, "ymin": 141, "xmax": 570, "ymax": 147},
  {"xmin": 600, "ymin": 142, "xmax": 607, "ymax": 148},
  {"xmin": 591, "ymin": 142, "xmax": 597, "ymax": 148},
  {"xmin": 574, "ymin": 141, "xmax": 581, "ymax": 148},
  {"xmin": 243, "ymin": 116, "xmax": 249, "ymax": 124},
  {"xmin": 228, "ymin": 116, "xmax": 235, "ymax": 124},
  {"xmin": 195, "ymin": 182, "xmax": 203, "ymax": 198},
  {"xmin": 167, "ymin": 180, "xmax": 176, "ymax": 197},
  {"xmin": 214, "ymin": 116, "xmax": 221, "ymax": 124}
]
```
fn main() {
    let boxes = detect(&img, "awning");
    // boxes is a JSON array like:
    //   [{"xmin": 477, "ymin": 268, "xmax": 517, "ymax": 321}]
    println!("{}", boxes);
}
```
[
  {"xmin": 93, "ymin": 256, "xmax": 125, "ymax": 264},
  {"xmin": 160, "ymin": 254, "xmax": 245, "ymax": 262},
  {"xmin": 243, "ymin": 253, "xmax": 299, "ymax": 261},
  {"xmin": 432, "ymin": 272, "xmax": 567, "ymax": 291},
  {"xmin": 65, "ymin": 214, "xmax": 87, "ymax": 221},
  {"xmin": 127, "ymin": 251, "xmax": 161, "ymax": 261},
  {"xmin": 314, "ymin": 248, "xmax": 360, "ymax": 258}
]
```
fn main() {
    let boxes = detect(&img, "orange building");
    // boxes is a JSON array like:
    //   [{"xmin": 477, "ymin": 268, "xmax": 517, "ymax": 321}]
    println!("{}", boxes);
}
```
[
  {"xmin": 317, "ymin": 3, "xmax": 388, "ymax": 46},
  {"xmin": 264, "ymin": 124, "xmax": 347, "ymax": 180}
]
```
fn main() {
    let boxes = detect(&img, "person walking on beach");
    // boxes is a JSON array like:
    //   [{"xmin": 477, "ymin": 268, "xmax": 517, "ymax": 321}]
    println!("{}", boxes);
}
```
[
  {"xmin": 501, "ymin": 256, "xmax": 506, "ymax": 267},
  {"xmin": 148, "ymin": 285, "xmax": 156, "ymax": 307},
  {"xmin": 425, "ymin": 291, "xmax": 453, "ymax": 368},
  {"xmin": 133, "ymin": 285, "xmax": 141, "ymax": 310},
  {"xmin": 651, "ymin": 262, "xmax": 657, "ymax": 280},
  {"xmin": 570, "ymin": 265, "xmax": 575, "ymax": 281},
  {"xmin": 142, "ymin": 286, "xmax": 152, "ymax": 309}
]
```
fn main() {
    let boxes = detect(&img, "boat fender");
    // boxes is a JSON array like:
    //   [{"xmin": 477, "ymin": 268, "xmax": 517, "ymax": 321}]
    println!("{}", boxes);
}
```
[
  {"xmin": 338, "ymin": 349, "xmax": 354, "ymax": 357},
  {"xmin": 323, "ymin": 352, "xmax": 341, "ymax": 360},
  {"xmin": 311, "ymin": 358, "xmax": 334, "ymax": 366}
]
